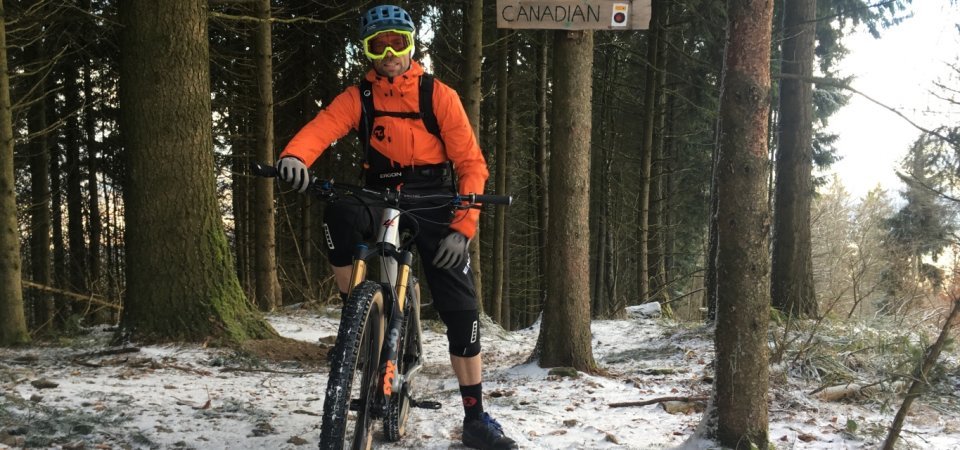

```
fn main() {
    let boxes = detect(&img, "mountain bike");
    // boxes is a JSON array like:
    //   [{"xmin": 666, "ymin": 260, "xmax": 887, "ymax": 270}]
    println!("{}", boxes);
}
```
[{"xmin": 251, "ymin": 162, "xmax": 511, "ymax": 450}]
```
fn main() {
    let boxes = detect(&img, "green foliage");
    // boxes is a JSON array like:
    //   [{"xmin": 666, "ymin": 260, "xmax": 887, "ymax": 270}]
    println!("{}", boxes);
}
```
[
  {"xmin": 845, "ymin": 418, "xmax": 859, "ymax": 433},
  {"xmin": 887, "ymin": 135, "xmax": 957, "ymax": 265},
  {"xmin": 815, "ymin": 0, "xmax": 912, "ymax": 71},
  {"xmin": 769, "ymin": 307, "xmax": 788, "ymax": 326},
  {"xmin": 813, "ymin": 131, "xmax": 842, "ymax": 188}
]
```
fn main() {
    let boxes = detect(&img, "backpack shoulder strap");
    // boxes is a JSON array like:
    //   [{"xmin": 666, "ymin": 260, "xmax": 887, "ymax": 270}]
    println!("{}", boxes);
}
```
[
  {"xmin": 419, "ymin": 73, "xmax": 443, "ymax": 142},
  {"xmin": 358, "ymin": 78, "xmax": 375, "ymax": 147}
]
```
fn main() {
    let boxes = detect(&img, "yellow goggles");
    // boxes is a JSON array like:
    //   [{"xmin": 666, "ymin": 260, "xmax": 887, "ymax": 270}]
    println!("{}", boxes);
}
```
[{"xmin": 363, "ymin": 29, "xmax": 415, "ymax": 60}]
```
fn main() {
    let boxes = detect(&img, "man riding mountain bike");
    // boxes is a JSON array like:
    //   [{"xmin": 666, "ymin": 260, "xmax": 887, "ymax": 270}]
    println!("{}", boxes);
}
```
[{"xmin": 275, "ymin": 5, "xmax": 518, "ymax": 449}]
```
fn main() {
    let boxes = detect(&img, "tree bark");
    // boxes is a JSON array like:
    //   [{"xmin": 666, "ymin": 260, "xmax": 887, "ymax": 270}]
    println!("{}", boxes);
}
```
[
  {"xmin": 64, "ymin": 59, "xmax": 88, "ymax": 311},
  {"xmin": 637, "ymin": 0, "xmax": 662, "ymax": 305},
  {"xmin": 713, "ymin": 0, "xmax": 774, "ymax": 447},
  {"xmin": 539, "ymin": 30, "xmax": 597, "ymax": 372},
  {"xmin": 27, "ymin": 16, "xmax": 53, "ymax": 330},
  {"xmin": 503, "ymin": 66, "xmax": 516, "ymax": 329},
  {"xmin": 253, "ymin": 0, "xmax": 281, "ymax": 311},
  {"xmin": 706, "ymin": 145, "xmax": 719, "ymax": 321},
  {"xmin": 0, "ymin": 1, "xmax": 29, "ymax": 345},
  {"xmin": 534, "ymin": 31, "xmax": 550, "ymax": 324},
  {"xmin": 771, "ymin": 0, "xmax": 818, "ymax": 318},
  {"xmin": 50, "ymin": 91, "xmax": 66, "ymax": 326},
  {"xmin": 118, "ymin": 0, "xmax": 276, "ymax": 343},
  {"xmin": 649, "ymin": 10, "xmax": 670, "ymax": 306},
  {"xmin": 592, "ymin": 45, "xmax": 618, "ymax": 318},
  {"xmin": 492, "ymin": 28, "xmax": 508, "ymax": 325},
  {"xmin": 82, "ymin": 0, "xmax": 102, "ymax": 307},
  {"xmin": 233, "ymin": 117, "xmax": 252, "ymax": 298},
  {"xmin": 461, "ymin": 0, "xmax": 485, "ymax": 312}
]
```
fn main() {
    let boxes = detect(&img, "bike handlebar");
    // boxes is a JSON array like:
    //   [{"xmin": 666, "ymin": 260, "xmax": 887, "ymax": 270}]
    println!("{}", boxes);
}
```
[{"xmin": 250, "ymin": 162, "xmax": 513, "ymax": 207}]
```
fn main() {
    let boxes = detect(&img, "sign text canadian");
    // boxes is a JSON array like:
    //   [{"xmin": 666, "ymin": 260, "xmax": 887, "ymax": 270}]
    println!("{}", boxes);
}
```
[{"xmin": 496, "ymin": 0, "xmax": 651, "ymax": 30}]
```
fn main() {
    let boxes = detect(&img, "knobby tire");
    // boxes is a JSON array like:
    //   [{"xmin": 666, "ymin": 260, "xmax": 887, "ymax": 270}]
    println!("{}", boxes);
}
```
[{"xmin": 319, "ymin": 281, "xmax": 385, "ymax": 450}]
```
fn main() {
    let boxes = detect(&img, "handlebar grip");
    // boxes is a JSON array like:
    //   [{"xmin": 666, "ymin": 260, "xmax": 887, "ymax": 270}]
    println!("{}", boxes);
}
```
[
  {"xmin": 251, "ymin": 162, "xmax": 277, "ymax": 178},
  {"xmin": 471, "ymin": 194, "xmax": 512, "ymax": 206}
]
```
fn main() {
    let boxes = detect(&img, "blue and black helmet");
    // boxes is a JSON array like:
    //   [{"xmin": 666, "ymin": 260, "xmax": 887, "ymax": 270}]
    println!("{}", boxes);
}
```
[{"xmin": 360, "ymin": 5, "xmax": 415, "ymax": 38}]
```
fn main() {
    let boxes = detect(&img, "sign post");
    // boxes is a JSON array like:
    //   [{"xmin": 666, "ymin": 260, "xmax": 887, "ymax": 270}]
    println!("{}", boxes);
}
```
[{"xmin": 496, "ymin": 0, "xmax": 651, "ymax": 30}]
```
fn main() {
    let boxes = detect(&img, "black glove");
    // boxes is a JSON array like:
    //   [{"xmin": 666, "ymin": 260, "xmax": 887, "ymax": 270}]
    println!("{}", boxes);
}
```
[
  {"xmin": 276, "ymin": 157, "xmax": 309, "ymax": 193},
  {"xmin": 433, "ymin": 231, "xmax": 469, "ymax": 270}
]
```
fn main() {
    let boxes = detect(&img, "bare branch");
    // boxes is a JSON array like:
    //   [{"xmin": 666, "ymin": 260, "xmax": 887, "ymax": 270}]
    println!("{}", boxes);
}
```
[
  {"xmin": 209, "ymin": 8, "xmax": 354, "ymax": 25},
  {"xmin": 777, "ymin": 73, "xmax": 959, "ymax": 147},
  {"xmin": 896, "ymin": 170, "xmax": 960, "ymax": 205}
]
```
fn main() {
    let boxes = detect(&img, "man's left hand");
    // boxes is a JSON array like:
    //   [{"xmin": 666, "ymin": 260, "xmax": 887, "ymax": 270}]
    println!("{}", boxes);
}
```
[{"xmin": 433, "ymin": 231, "xmax": 469, "ymax": 269}]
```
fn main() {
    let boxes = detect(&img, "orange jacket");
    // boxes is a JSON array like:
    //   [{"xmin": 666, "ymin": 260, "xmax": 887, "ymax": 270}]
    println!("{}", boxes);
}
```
[{"xmin": 280, "ymin": 61, "xmax": 488, "ymax": 239}]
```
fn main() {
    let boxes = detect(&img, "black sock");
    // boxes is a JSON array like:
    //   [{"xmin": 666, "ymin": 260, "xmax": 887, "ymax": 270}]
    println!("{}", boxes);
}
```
[{"xmin": 460, "ymin": 383, "xmax": 483, "ymax": 420}]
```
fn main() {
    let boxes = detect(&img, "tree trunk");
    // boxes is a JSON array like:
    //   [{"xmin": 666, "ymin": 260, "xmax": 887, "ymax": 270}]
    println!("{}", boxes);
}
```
[
  {"xmin": 492, "ymin": 28, "xmax": 508, "ymax": 325},
  {"xmin": 50, "ymin": 94, "xmax": 67, "ymax": 326},
  {"xmin": 253, "ymin": 0, "xmax": 281, "ymax": 311},
  {"xmin": 637, "ymin": 0, "xmax": 662, "ymax": 304},
  {"xmin": 535, "ymin": 31, "xmax": 550, "ymax": 324},
  {"xmin": 663, "ymin": 94, "xmax": 677, "ymax": 308},
  {"xmin": 27, "ymin": 21, "xmax": 53, "ymax": 330},
  {"xmin": 503, "ymin": 74, "xmax": 516, "ymax": 329},
  {"xmin": 712, "ymin": 0, "xmax": 774, "ymax": 447},
  {"xmin": 592, "ymin": 41, "xmax": 617, "ymax": 318},
  {"xmin": 233, "ymin": 117, "xmax": 252, "ymax": 298},
  {"xmin": 771, "ymin": 0, "xmax": 818, "ymax": 318},
  {"xmin": 462, "ymin": 0, "xmax": 485, "ymax": 312},
  {"xmin": 82, "ymin": 0, "xmax": 102, "ymax": 306},
  {"xmin": 0, "ymin": 1, "xmax": 29, "ymax": 345},
  {"xmin": 539, "ymin": 30, "xmax": 597, "ymax": 372},
  {"xmin": 649, "ymin": 11, "xmax": 670, "ymax": 306},
  {"xmin": 105, "ymin": 173, "xmax": 122, "ymax": 304},
  {"xmin": 118, "ymin": 0, "xmax": 276, "ymax": 343},
  {"xmin": 706, "ymin": 139, "xmax": 719, "ymax": 322},
  {"xmin": 65, "ymin": 62, "xmax": 88, "ymax": 310},
  {"xmin": 593, "ymin": 157, "xmax": 609, "ymax": 317}
]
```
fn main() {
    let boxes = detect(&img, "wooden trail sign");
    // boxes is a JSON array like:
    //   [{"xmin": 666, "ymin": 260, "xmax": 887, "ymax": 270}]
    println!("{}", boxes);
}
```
[{"xmin": 496, "ymin": 0, "xmax": 651, "ymax": 30}]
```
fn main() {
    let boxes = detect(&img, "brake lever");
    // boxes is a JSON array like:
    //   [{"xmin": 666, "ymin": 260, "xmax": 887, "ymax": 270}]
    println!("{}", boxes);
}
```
[{"xmin": 307, "ymin": 177, "xmax": 337, "ymax": 199}]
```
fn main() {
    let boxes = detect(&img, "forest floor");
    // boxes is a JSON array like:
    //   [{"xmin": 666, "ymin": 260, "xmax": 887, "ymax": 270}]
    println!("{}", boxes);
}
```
[{"xmin": 2, "ymin": 303, "xmax": 960, "ymax": 449}]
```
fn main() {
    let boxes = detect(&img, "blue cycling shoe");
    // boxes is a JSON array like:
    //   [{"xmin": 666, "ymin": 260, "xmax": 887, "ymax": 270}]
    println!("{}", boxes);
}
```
[{"xmin": 462, "ymin": 412, "xmax": 518, "ymax": 450}]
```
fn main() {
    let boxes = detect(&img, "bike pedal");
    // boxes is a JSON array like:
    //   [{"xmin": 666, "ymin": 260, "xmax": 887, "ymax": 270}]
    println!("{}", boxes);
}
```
[{"xmin": 411, "ymin": 399, "xmax": 442, "ymax": 410}]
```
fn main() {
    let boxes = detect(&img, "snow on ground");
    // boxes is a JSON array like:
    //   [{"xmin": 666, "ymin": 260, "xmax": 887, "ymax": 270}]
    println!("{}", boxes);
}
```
[{"xmin": 2, "ymin": 305, "xmax": 959, "ymax": 449}]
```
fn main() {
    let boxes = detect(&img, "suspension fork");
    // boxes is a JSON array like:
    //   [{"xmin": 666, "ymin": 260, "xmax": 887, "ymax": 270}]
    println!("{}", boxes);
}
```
[
  {"xmin": 347, "ymin": 243, "xmax": 369, "ymax": 296},
  {"xmin": 394, "ymin": 250, "xmax": 412, "ymax": 311},
  {"xmin": 382, "ymin": 249, "xmax": 413, "ymax": 398}
]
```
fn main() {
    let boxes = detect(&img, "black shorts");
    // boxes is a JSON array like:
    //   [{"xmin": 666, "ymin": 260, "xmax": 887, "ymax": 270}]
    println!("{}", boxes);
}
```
[{"xmin": 322, "ymin": 193, "xmax": 478, "ymax": 312}]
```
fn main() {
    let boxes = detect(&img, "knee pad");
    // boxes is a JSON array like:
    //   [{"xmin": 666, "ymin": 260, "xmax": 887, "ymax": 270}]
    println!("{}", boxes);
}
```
[{"xmin": 438, "ymin": 309, "xmax": 481, "ymax": 357}]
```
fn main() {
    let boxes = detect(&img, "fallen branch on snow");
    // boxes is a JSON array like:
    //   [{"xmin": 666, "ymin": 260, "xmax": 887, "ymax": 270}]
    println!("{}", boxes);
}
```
[
  {"xmin": 609, "ymin": 395, "xmax": 708, "ymax": 408},
  {"xmin": 811, "ymin": 381, "xmax": 907, "ymax": 402}
]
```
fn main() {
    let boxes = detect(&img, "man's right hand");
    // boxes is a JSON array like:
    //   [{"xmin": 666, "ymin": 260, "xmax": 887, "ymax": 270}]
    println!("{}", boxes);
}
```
[{"xmin": 277, "ymin": 157, "xmax": 309, "ymax": 193}]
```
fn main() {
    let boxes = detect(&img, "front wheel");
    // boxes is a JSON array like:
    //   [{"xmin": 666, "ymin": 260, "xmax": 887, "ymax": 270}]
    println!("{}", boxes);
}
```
[
  {"xmin": 384, "ymin": 278, "xmax": 422, "ymax": 442},
  {"xmin": 320, "ymin": 281, "xmax": 385, "ymax": 450}
]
